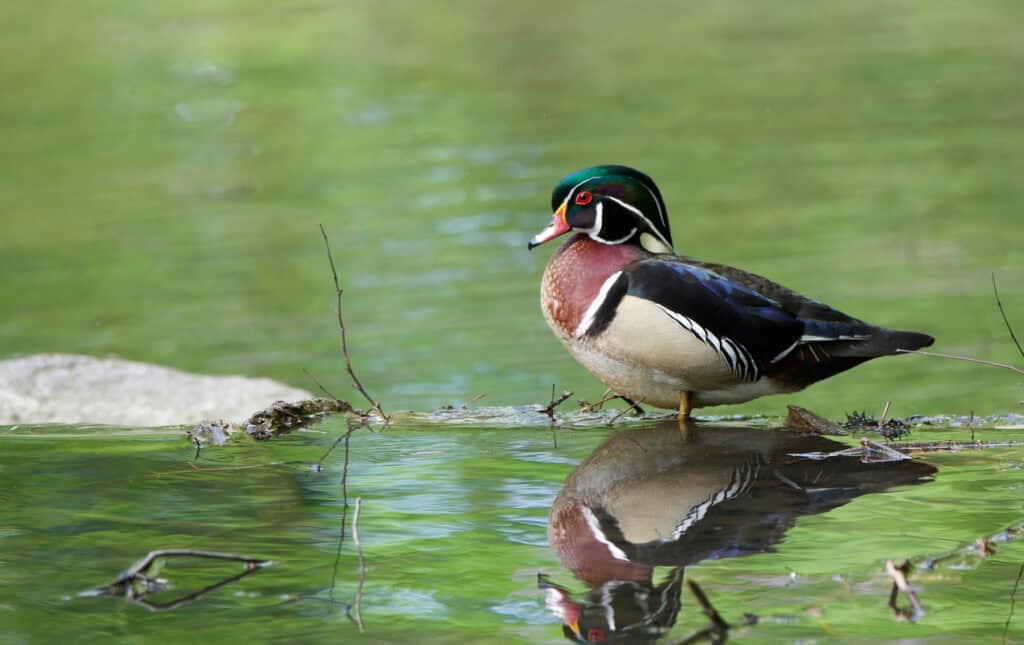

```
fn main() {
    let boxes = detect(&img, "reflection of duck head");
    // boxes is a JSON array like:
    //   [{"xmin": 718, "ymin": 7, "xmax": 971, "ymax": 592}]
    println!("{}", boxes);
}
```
[{"xmin": 543, "ymin": 421, "xmax": 936, "ymax": 643}]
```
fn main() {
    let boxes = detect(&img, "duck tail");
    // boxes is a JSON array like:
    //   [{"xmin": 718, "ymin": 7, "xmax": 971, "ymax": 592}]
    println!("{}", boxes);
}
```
[{"xmin": 823, "ymin": 327, "xmax": 934, "ymax": 359}]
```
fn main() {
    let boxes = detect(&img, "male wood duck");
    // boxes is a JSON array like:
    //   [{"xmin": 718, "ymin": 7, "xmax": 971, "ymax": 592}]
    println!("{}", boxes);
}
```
[{"xmin": 529, "ymin": 164, "xmax": 934, "ymax": 418}]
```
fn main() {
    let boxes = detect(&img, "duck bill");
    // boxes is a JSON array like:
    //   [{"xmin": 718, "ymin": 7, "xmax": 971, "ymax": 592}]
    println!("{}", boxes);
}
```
[{"xmin": 528, "ymin": 203, "xmax": 570, "ymax": 250}]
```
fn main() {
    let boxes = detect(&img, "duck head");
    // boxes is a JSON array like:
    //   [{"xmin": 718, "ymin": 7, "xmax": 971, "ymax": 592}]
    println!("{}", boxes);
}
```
[{"xmin": 528, "ymin": 165, "xmax": 674, "ymax": 253}]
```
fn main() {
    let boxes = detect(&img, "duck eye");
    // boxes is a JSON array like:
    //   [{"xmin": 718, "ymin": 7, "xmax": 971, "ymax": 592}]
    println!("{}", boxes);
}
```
[{"xmin": 574, "ymin": 191, "xmax": 593, "ymax": 206}]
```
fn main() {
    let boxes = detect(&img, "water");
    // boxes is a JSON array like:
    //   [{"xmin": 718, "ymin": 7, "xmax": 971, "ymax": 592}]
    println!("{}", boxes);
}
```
[
  {"xmin": 3, "ymin": 2, "xmax": 1024, "ymax": 642},
  {"xmin": 2, "ymin": 417, "xmax": 1022, "ymax": 643}
]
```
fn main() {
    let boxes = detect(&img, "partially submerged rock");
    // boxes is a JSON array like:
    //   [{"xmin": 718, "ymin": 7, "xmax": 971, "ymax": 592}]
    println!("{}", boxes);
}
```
[{"xmin": 0, "ymin": 353, "xmax": 312, "ymax": 426}]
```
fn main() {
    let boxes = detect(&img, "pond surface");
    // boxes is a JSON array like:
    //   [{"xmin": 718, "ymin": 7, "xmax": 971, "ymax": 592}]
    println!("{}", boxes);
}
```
[
  {"xmin": 2, "ymin": 417, "xmax": 1022, "ymax": 643},
  {"xmin": 2, "ymin": 1, "xmax": 1024, "ymax": 418}
]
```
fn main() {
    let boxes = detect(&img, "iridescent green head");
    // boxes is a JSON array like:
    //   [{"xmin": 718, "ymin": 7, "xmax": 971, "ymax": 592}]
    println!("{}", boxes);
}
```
[{"xmin": 528, "ymin": 165, "xmax": 673, "ymax": 252}]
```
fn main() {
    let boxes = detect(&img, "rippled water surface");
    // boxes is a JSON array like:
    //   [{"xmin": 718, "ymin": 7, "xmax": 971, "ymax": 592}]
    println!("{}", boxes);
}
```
[{"xmin": 2, "ymin": 417, "xmax": 1023, "ymax": 643}]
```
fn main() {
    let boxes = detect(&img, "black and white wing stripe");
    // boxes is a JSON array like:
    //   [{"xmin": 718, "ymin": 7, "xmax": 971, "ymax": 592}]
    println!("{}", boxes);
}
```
[
  {"xmin": 670, "ymin": 455, "xmax": 762, "ymax": 540},
  {"xmin": 656, "ymin": 306, "xmax": 761, "ymax": 382},
  {"xmin": 624, "ymin": 259, "xmax": 805, "ymax": 375}
]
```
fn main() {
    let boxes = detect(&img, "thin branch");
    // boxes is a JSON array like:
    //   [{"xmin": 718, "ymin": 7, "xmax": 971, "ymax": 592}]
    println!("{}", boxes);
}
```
[
  {"xmin": 539, "ymin": 385, "xmax": 574, "ymax": 421},
  {"xmin": 122, "ymin": 567, "xmax": 261, "ymax": 612},
  {"xmin": 888, "ymin": 439, "xmax": 1024, "ymax": 453},
  {"xmin": 687, "ymin": 579, "xmax": 730, "ymax": 631},
  {"xmin": 896, "ymin": 349, "xmax": 1024, "ymax": 378},
  {"xmin": 319, "ymin": 224, "xmax": 388, "ymax": 422},
  {"xmin": 879, "ymin": 401, "xmax": 892, "ymax": 427},
  {"xmin": 578, "ymin": 389, "xmax": 617, "ymax": 412},
  {"xmin": 673, "ymin": 579, "xmax": 756, "ymax": 644},
  {"xmin": 93, "ymin": 549, "xmax": 271, "ymax": 611},
  {"xmin": 302, "ymin": 367, "xmax": 343, "ymax": 403},
  {"xmin": 329, "ymin": 423, "xmax": 357, "ymax": 606},
  {"xmin": 886, "ymin": 559, "xmax": 924, "ymax": 622},
  {"xmin": 993, "ymin": 273, "xmax": 1024, "ymax": 361},
  {"xmin": 1005, "ymin": 560, "xmax": 1024, "ymax": 644},
  {"xmin": 115, "ymin": 549, "xmax": 269, "ymax": 583},
  {"xmin": 608, "ymin": 397, "xmax": 646, "ymax": 426},
  {"xmin": 348, "ymin": 497, "xmax": 366, "ymax": 633},
  {"xmin": 861, "ymin": 438, "xmax": 911, "ymax": 462},
  {"xmin": 315, "ymin": 435, "xmax": 345, "ymax": 473}
]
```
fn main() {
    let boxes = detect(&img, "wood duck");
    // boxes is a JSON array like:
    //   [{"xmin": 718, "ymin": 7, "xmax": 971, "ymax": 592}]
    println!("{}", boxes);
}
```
[{"xmin": 529, "ymin": 165, "xmax": 935, "ymax": 418}]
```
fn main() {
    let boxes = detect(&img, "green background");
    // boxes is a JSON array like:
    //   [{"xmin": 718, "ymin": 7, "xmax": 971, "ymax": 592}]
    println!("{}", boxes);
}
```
[{"xmin": 2, "ymin": 0, "xmax": 1023, "ymax": 418}]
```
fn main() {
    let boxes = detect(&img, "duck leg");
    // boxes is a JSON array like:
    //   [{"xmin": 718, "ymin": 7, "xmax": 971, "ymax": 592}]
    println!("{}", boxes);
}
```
[{"xmin": 677, "ymin": 390, "xmax": 693, "ymax": 420}]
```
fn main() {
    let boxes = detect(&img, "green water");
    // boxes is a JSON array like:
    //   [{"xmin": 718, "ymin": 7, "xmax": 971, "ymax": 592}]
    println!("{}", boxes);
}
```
[
  {"xmin": 2, "ymin": 0, "xmax": 1023, "ymax": 416},
  {"xmin": 3, "ymin": 1, "xmax": 1024, "ymax": 643},
  {"xmin": 2, "ymin": 418, "xmax": 1023, "ymax": 643}
]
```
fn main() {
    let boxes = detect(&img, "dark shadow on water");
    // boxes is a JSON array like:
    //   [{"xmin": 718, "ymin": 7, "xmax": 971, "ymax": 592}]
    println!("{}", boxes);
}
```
[{"xmin": 540, "ymin": 420, "xmax": 937, "ymax": 643}]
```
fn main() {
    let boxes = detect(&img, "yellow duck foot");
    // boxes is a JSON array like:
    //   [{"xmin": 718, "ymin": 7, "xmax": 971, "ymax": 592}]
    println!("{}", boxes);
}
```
[{"xmin": 677, "ymin": 390, "xmax": 693, "ymax": 421}]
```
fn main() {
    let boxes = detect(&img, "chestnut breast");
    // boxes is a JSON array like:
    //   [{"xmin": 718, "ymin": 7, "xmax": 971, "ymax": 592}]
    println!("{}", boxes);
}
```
[{"xmin": 541, "ymin": 235, "xmax": 648, "ymax": 340}]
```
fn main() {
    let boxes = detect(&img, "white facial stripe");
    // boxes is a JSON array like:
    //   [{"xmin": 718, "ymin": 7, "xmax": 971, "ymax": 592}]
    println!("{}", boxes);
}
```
[
  {"xmin": 638, "ymin": 182, "xmax": 667, "ymax": 228},
  {"xmin": 575, "ymin": 271, "xmax": 623, "ymax": 338},
  {"xmin": 563, "ymin": 176, "xmax": 599, "ymax": 210},
  {"xmin": 601, "ymin": 195, "xmax": 673, "ymax": 250},
  {"xmin": 597, "ymin": 227, "xmax": 638, "ymax": 245}
]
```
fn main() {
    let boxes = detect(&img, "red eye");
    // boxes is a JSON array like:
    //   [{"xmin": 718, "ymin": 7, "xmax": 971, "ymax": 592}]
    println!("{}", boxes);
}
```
[{"xmin": 574, "ymin": 191, "xmax": 593, "ymax": 206}]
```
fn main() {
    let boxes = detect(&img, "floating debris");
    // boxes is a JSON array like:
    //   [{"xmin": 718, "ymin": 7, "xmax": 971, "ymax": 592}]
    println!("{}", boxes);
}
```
[
  {"xmin": 785, "ymin": 405, "xmax": 848, "ymax": 436},
  {"xmin": 188, "ymin": 397, "xmax": 356, "ymax": 444}
]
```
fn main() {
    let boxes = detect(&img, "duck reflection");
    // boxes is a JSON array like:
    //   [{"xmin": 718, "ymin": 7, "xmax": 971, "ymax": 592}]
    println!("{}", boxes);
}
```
[{"xmin": 541, "ymin": 421, "xmax": 935, "ymax": 643}]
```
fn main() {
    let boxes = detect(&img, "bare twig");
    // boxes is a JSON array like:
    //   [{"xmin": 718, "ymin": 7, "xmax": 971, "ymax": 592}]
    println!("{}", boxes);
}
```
[
  {"xmin": 93, "ymin": 549, "xmax": 271, "ymax": 612},
  {"xmin": 993, "ymin": 273, "xmax": 1024, "ymax": 361},
  {"xmin": 688, "ymin": 579, "xmax": 730, "ymax": 631},
  {"xmin": 861, "ymin": 438, "xmax": 911, "ymax": 462},
  {"xmin": 348, "ymin": 497, "xmax": 366, "ymax": 633},
  {"xmin": 329, "ymin": 422, "xmax": 358, "ymax": 606},
  {"xmin": 886, "ymin": 559, "xmax": 924, "ymax": 622},
  {"xmin": 319, "ymin": 224, "xmax": 388, "ymax": 422},
  {"xmin": 578, "ymin": 389, "xmax": 617, "ymax": 412},
  {"xmin": 1004, "ymin": 560, "xmax": 1024, "ymax": 644},
  {"xmin": 302, "ymin": 367, "xmax": 344, "ymax": 402},
  {"xmin": 879, "ymin": 401, "xmax": 892, "ymax": 427},
  {"xmin": 886, "ymin": 439, "xmax": 1024, "ymax": 454},
  {"xmin": 539, "ymin": 385, "xmax": 573, "ymax": 421},
  {"xmin": 315, "ymin": 434, "xmax": 345, "ymax": 473},
  {"xmin": 896, "ymin": 349, "xmax": 1024, "ymax": 378},
  {"xmin": 608, "ymin": 397, "xmax": 646, "ymax": 426},
  {"xmin": 674, "ymin": 579, "xmax": 757, "ymax": 644}
]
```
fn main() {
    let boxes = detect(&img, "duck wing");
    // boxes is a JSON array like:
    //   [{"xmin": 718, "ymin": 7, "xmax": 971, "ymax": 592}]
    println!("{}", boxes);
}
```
[{"xmin": 581, "ymin": 256, "xmax": 933, "ymax": 386}]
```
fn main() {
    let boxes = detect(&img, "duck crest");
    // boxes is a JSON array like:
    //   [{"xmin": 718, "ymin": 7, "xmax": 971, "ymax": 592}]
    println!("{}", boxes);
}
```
[{"xmin": 541, "ymin": 234, "xmax": 647, "ymax": 340}]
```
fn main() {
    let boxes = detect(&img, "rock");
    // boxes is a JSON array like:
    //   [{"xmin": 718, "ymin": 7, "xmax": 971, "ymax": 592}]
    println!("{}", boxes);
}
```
[{"xmin": 0, "ymin": 354, "xmax": 312, "ymax": 426}]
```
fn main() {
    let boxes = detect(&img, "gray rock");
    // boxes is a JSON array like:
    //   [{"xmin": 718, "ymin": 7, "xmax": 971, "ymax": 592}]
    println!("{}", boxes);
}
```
[{"xmin": 0, "ymin": 354, "xmax": 312, "ymax": 427}]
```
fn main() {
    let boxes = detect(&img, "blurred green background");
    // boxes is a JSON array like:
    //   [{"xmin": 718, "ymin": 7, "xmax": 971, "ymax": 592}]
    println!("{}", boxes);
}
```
[{"xmin": 2, "ymin": 0, "xmax": 1022, "ymax": 417}]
